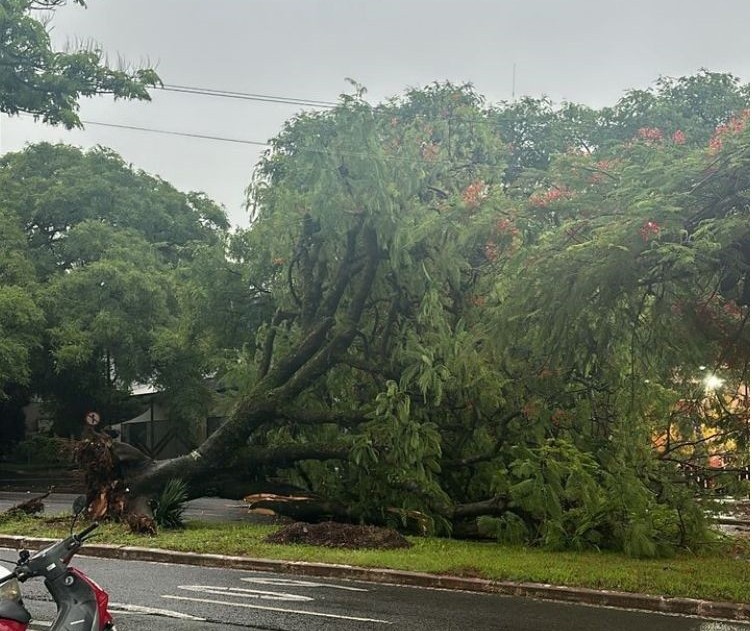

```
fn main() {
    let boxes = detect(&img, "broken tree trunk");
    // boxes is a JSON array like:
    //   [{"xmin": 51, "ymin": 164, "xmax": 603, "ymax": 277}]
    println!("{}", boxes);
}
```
[
  {"xmin": 244, "ymin": 493, "xmax": 361, "ymax": 524},
  {"xmin": 73, "ymin": 431, "xmax": 127, "ymax": 521},
  {"xmin": 73, "ymin": 428, "xmax": 159, "ymax": 534}
]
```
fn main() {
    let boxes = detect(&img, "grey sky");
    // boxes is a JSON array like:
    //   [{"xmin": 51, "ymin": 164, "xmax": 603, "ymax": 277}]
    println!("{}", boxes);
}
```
[{"xmin": 1, "ymin": 0, "xmax": 749, "ymax": 227}]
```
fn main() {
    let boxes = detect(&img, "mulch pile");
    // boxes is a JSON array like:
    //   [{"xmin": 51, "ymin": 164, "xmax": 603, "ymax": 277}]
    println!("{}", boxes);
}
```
[{"xmin": 265, "ymin": 521, "xmax": 412, "ymax": 550}]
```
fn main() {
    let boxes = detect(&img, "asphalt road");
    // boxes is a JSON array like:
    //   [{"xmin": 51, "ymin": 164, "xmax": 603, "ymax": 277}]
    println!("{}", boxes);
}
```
[{"xmin": 0, "ymin": 552, "xmax": 744, "ymax": 631}]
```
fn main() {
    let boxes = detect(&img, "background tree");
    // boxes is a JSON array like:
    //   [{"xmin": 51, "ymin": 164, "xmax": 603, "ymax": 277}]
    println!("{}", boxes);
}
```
[
  {"xmin": 0, "ymin": 0, "xmax": 159, "ymax": 128},
  {"xmin": 0, "ymin": 143, "xmax": 229, "ymax": 435},
  {"xmin": 599, "ymin": 70, "xmax": 750, "ymax": 149},
  {"xmin": 0, "ymin": 0, "xmax": 159, "ymax": 440},
  {"xmin": 0, "ymin": 206, "xmax": 42, "ymax": 445}
]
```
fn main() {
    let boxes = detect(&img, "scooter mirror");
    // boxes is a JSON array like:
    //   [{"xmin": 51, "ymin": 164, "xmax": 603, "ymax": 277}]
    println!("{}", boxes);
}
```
[{"xmin": 72, "ymin": 496, "xmax": 87, "ymax": 516}]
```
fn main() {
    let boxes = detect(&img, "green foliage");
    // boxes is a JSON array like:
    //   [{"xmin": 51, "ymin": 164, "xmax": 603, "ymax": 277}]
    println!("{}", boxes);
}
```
[
  {"xmin": 0, "ymin": 0, "xmax": 160, "ymax": 128},
  {"xmin": 150, "ymin": 478, "xmax": 188, "ymax": 530},
  {"xmin": 0, "ymin": 208, "xmax": 42, "ymax": 390},
  {"xmin": 0, "ymin": 284, "xmax": 42, "ymax": 388},
  {"xmin": 0, "ymin": 143, "xmax": 230, "ymax": 433},
  {"xmin": 232, "ymin": 72, "xmax": 749, "ymax": 557},
  {"xmin": 491, "ymin": 96, "xmax": 599, "ymax": 183},
  {"xmin": 349, "ymin": 381, "xmax": 449, "ymax": 531},
  {"xmin": 12, "ymin": 434, "xmax": 71, "ymax": 465}
]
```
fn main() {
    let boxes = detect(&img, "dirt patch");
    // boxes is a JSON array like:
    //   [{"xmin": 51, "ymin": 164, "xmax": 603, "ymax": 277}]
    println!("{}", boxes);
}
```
[{"xmin": 265, "ymin": 521, "xmax": 412, "ymax": 550}]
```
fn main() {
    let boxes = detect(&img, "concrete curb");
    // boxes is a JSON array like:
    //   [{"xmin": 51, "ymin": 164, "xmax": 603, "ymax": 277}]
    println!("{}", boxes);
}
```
[{"xmin": 0, "ymin": 535, "xmax": 748, "ymax": 622}]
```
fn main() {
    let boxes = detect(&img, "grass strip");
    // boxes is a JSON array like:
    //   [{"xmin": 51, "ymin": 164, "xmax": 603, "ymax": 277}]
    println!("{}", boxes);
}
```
[{"xmin": 0, "ymin": 516, "xmax": 747, "ymax": 603}]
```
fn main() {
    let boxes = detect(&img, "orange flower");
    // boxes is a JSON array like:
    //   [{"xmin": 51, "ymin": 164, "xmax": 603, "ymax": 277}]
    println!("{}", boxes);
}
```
[
  {"xmin": 639, "ymin": 221, "xmax": 661, "ymax": 242},
  {"xmin": 709, "ymin": 110, "xmax": 749, "ymax": 154},
  {"xmin": 484, "ymin": 241, "xmax": 499, "ymax": 261},
  {"xmin": 636, "ymin": 127, "xmax": 663, "ymax": 143},
  {"xmin": 529, "ymin": 188, "xmax": 571, "ymax": 207},
  {"xmin": 462, "ymin": 180, "xmax": 488, "ymax": 208}
]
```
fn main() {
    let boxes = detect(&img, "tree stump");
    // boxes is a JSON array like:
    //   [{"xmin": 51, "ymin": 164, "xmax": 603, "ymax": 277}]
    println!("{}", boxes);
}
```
[{"xmin": 73, "ymin": 433, "xmax": 128, "ymax": 521}]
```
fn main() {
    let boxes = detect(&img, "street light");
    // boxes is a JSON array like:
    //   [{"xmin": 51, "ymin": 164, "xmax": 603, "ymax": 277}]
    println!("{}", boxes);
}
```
[{"xmin": 703, "ymin": 374, "xmax": 724, "ymax": 391}]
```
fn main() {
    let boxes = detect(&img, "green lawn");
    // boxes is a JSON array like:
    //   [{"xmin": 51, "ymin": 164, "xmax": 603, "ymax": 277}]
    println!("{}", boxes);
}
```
[{"xmin": 0, "ymin": 516, "xmax": 747, "ymax": 603}]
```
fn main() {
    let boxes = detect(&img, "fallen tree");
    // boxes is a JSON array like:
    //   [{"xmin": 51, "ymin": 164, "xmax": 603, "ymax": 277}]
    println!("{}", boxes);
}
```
[{"xmin": 75, "ymin": 78, "xmax": 749, "ymax": 555}]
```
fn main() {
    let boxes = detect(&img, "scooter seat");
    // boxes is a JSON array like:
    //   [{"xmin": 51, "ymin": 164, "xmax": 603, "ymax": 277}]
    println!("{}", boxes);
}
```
[{"xmin": 0, "ymin": 599, "xmax": 31, "ymax": 624}]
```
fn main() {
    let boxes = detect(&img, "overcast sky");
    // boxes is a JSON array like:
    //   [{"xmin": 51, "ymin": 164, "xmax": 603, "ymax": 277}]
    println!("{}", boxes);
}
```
[{"xmin": 1, "ymin": 0, "xmax": 749, "ymax": 228}]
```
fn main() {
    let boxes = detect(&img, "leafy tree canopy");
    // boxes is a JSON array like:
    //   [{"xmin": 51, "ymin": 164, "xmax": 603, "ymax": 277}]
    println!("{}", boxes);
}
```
[
  {"xmin": 0, "ymin": 143, "xmax": 230, "ymax": 433},
  {"xmin": 213, "ymin": 72, "xmax": 747, "ymax": 555},
  {"xmin": 0, "ymin": 0, "xmax": 160, "ymax": 127}
]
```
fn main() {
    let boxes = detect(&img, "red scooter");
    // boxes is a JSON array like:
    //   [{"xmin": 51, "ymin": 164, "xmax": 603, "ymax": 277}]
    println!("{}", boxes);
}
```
[{"xmin": 0, "ymin": 497, "xmax": 117, "ymax": 631}]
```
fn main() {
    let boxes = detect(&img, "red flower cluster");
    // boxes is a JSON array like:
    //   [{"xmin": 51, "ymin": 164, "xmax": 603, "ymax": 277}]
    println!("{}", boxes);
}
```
[
  {"xmin": 462, "ymin": 180, "xmax": 488, "ymax": 207},
  {"xmin": 639, "ymin": 220, "xmax": 661, "ymax": 241},
  {"xmin": 637, "ymin": 127, "xmax": 663, "ymax": 143},
  {"xmin": 529, "ymin": 188, "xmax": 571, "ymax": 207},
  {"xmin": 495, "ymin": 218, "xmax": 520, "ymax": 237},
  {"xmin": 551, "ymin": 408, "xmax": 569, "ymax": 427},
  {"xmin": 709, "ymin": 109, "xmax": 750, "ymax": 154},
  {"xmin": 589, "ymin": 159, "xmax": 615, "ymax": 184},
  {"xmin": 671, "ymin": 129, "xmax": 686, "ymax": 145},
  {"xmin": 484, "ymin": 241, "xmax": 500, "ymax": 261},
  {"xmin": 421, "ymin": 142, "xmax": 440, "ymax": 161}
]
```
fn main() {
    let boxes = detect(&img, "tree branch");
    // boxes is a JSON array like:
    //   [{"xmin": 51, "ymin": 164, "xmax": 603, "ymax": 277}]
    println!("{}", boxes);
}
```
[
  {"xmin": 451, "ymin": 495, "xmax": 508, "ymax": 520},
  {"xmin": 276, "ymin": 408, "xmax": 370, "ymax": 427}
]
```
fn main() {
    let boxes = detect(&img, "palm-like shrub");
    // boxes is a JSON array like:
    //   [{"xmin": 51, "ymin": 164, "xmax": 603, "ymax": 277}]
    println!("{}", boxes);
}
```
[{"xmin": 150, "ymin": 478, "xmax": 188, "ymax": 529}]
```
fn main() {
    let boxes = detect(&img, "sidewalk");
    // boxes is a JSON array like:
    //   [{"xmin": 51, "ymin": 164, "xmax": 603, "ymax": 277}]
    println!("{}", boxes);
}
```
[{"xmin": 0, "ymin": 533, "xmax": 747, "ymax": 623}]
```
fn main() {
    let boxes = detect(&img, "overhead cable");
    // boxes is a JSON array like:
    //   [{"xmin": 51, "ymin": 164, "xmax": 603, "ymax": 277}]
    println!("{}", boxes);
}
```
[{"xmin": 158, "ymin": 84, "xmax": 338, "ymax": 109}]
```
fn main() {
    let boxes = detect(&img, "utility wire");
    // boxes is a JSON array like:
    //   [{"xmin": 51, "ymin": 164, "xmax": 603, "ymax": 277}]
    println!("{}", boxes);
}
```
[
  {"xmin": 77, "ymin": 117, "xmax": 459, "ymax": 166},
  {"xmin": 154, "ymin": 82, "xmax": 516, "ymax": 132},
  {"xmin": 158, "ymin": 84, "xmax": 338, "ymax": 109},
  {"xmin": 75, "ymin": 118, "xmax": 271, "ymax": 147},
  {"xmin": 14, "ymin": 113, "xmax": 462, "ymax": 167}
]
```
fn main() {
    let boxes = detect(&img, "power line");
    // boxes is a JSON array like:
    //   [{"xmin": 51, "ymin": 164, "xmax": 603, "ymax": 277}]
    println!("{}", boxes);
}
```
[
  {"xmin": 77, "ymin": 118, "xmax": 452, "ymax": 166},
  {"xmin": 14, "ymin": 113, "xmax": 458, "ymax": 167},
  {"xmin": 156, "ymin": 81, "xmax": 527, "ymax": 132},
  {"xmin": 75, "ymin": 118, "xmax": 271, "ymax": 147},
  {"xmin": 13, "ymin": 74, "xmax": 521, "ymax": 163},
  {"xmin": 158, "ymin": 84, "xmax": 338, "ymax": 109}
]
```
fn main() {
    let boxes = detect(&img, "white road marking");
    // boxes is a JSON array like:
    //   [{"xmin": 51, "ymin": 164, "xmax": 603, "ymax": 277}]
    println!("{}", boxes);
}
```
[
  {"xmin": 240, "ymin": 576, "xmax": 368, "ymax": 592},
  {"xmin": 178, "ymin": 584, "xmax": 313, "ymax": 602},
  {"xmin": 109, "ymin": 603, "xmax": 206, "ymax": 621},
  {"xmin": 163, "ymin": 594, "xmax": 392, "ymax": 624}
]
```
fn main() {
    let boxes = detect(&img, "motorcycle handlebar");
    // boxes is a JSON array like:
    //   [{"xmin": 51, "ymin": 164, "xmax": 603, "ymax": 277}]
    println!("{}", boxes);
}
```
[{"xmin": 77, "ymin": 522, "xmax": 99, "ymax": 539}]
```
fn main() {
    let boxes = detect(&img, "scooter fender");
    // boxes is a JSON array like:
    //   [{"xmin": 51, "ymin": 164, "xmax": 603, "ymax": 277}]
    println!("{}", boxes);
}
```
[
  {"xmin": 69, "ymin": 569, "xmax": 115, "ymax": 630},
  {"xmin": 45, "ymin": 570, "xmax": 102, "ymax": 631}
]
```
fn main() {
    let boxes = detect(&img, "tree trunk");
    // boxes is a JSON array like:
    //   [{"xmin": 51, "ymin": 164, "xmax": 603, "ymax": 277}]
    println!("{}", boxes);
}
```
[{"xmin": 120, "ymin": 224, "xmax": 381, "ymax": 504}]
